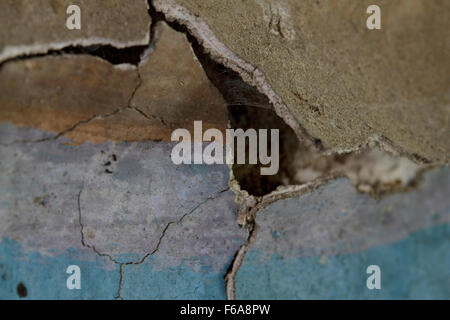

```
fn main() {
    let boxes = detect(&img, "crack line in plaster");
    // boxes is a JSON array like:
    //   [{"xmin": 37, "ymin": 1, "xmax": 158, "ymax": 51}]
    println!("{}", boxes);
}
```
[
  {"xmin": 78, "ymin": 184, "xmax": 230, "ymax": 299},
  {"xmin": 0, "ymin": 66, "xmax": 174, "ymax": 146},
  {"xmin": 0, "ymin": 43, "xmax": 148, "ymax": 68},
  {"xmin": 0, "ymin": 3, "xmax": 159, "ymax": 68},
  {"xmin": 151, "ymin": 0, "xmax": 441, "ymax": 166},
  {"xmin": 0, "ymin": 0, "xmax": 440, "ymax": 166},
  {"xmin": 0, "ymin": 4, "xmax": 153, "ymax": 69},
  {"xmin": 225, "ymin": 223, "xmax": 258, "ymax": 300},
  {"xmin": 0, "ymin": 0, "xmax": 441, "ymax": 300},
  {"xmin": 150, "ymin": 0, "xmax": 321, "ymax": 152},
  {"xmin": 115, "ymin": 187, "xmax": 231, "ymax": 299},
  {"xmin": 0, "ymin": 0, "xmax": 152, "ymax": 68},
  {"xmin": 144, "ymin": 2, "xmax": 438, "ymax": 297},
  {"xmin": 1, "ymin": 108, "xmax": 124, "ymax": 146},
  {"xmin": 0, "ymin": 106, "xmax": 133, "ymax": 146},
  {"xmin": 130, "ymin": 106, "xmax": 171, "ymax": 128},
  {"xmin": 224, "ymin": 174, "xmax": 339, "ymax": 299}
]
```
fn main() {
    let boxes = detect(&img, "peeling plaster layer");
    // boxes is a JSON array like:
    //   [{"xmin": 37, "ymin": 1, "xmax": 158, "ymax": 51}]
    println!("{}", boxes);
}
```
[
  {"xmin": 0, "ymin": 0, "xmax": 151, "ymax": 63},
  {"xmin": 158, "ymin": 0, "xmax": 450, "ymax": 163},
  {"xmin": 152, "ymin": 0, "xmax": 318, "ymax": 150},
  {"xmin": 227, "ymin": 102, "xmax": 423, "ymax": 197},
  {"xmin": 0, "ymin": 55, "xmax": 140, "ymax": 144},
  {"xmin": 233, "ymin": 167, "xmax": 450, "ymax": 299},
  {"xmin": 129, "ymin": 21, "xmax": 228, "ymax": 139},
  {"xmin": 0, "ymin": 0, "xmax": 448, "ymax": 300},
  {"xmin": 0, "ymin": 22, "xmax": 228, "ymax": 144}
]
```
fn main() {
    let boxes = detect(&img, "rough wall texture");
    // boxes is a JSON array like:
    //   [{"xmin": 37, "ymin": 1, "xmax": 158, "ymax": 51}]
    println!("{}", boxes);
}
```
[
  {"xmin": 0, "ymin": 22, "xmax": 227, "ymax": 144},
  {"xmin": 157, "ymin": 0, "xmax": 450, "ymax": 163},
  {"xmin": 130, "ymin": 21, "xmax": 228, "ymax": 140},
  {"xmin": 0, "ymin": 55, "xmax": 140, "ymax": 143},
  {"xmin": 0, "ymin": 125, "xmax": 246, "ymax": 299},
  {"xmin": 0, "ymin": 0, "xmax": 151, "ymax": 62},
  {"xmin": 236, "ymin": 168, "xmax": 450, "ymax": 299},
  {"xmin": 0, "ymin": 0, "xmax": 449, "ymax": 300}
]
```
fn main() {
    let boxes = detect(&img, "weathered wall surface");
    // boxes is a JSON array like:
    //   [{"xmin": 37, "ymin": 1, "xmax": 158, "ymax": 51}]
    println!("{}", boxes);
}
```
[
  {"xmin": 0, "ymin": 0, "xmax": 151, "ymax": 62},
  {"xmin": 156, "ymin": 0, "xmax": 450, "ymax": 163},
  {"xmin": 236, "ymin": 169, "xmax": 450, "ymax": 299},
  {"xmin": 0, "ymin": 1, "xmax": 449, "ymax": 300},
  {"xmin": 0, "ymin": 125, "xmax": 246, "ymax": 299},
  {"xmin": 0, "ymin": 21, "xmax": 228, "ymax": 144}
]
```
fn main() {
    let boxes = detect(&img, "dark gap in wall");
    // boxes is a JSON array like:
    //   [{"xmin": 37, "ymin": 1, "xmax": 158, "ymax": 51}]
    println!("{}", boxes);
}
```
[
  {"xmin": 0, "ymin": 43, "xmax": 150, "ymax": 67},
  {"xmin": 228, "ymin": 105, "xmax": 306, "ymax": 196},
  {"xmin": 59, "ymin": 44, "xmax": 148, "ymax": 65},
  {"xmin": 190, "ymin": 50, "xmax": 273, "ymax": 111},
  {"xmin": 147, "ymin": 3, "xmax": 306, "ymax": 196},
  {"xmin": 0, "ymin": 5, "xmax": 159, "ymax": 68}
]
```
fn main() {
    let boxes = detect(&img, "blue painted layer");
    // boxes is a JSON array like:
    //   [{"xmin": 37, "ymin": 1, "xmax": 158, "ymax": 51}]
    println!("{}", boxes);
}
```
[
  {"xmin": 0, "ymin": 238, "xmax": 232, "ymax": 299},
  {"xmin": 236, "ymin": 223, "xmax": 450, "ymax": 299},
  {"xmin": 3, "ymin": 222, "xmax": 449, "ymax": 299},
  {"xmin": 120, "ymin": 255, "xmax": 231, "ymax": 300},
  {"xmin": 0, "ymin": 238, "xmax": 119, "ymax": 300}
]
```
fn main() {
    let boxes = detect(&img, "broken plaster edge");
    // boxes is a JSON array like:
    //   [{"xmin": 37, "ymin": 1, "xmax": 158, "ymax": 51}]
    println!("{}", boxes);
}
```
[
  {"xmin": 0, "ymin": 34, "xmax": 150, "ymax": 66},
  {"xmin": 152, "ymin": 0, "xmax": 318, "ymax": 151},
  {"xmin": 324, "ymin": 134, "xmax": 439, "ymax": 165},
  {"xmin": 153, "ymin": 0, "xmax": 444, "ymax": 166},
  {"xmin": 0, "ymin": 0, "xmax": 152, "ymax": 65},
  {"xmin": 223, "ymin": 162, "xmax": 446, "ymax": 299},
  {"xmin": 224, "ymin": 174, "xmax": 339, "ymax": 300},
  {"xmin": 151, "ymin": 0, "xmax": 445, "ymax": 298},
  {"xmin": 225, "ymin": 223, "xmax": 258, "ymax": 300}
]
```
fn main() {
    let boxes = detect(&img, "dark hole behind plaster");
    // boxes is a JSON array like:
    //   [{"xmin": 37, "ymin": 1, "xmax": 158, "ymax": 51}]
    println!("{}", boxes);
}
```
[
  {"xmin": 148, "ymin": 5, "xmax": 304, "ymax": 196},
  {"xmin": 187, "ymin": 34, "xmax": 302, "ymax": 196},
  {"xmin": 0, "ymin": 43, "xmax": 149, "ymax": 68},
  {"xmin": 60, "ymin": 45, "xmax": 148, "ymax": 65},
  {"xmin": 227, "ymin": 105, "xmax": 304, "ymax": 196},
  {"xmin": 0, "ymin": 5, "xmax": 156, "ymax": 67}
]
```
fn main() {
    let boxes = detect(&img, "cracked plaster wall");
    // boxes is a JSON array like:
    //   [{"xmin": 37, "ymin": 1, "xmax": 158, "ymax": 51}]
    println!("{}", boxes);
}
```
[
  {"xmin": 155, "ymin": 0, "xmax": 450, "ymax": 163},
  {"xmin": 0, "ymin": 126, "xmax": 246, "ymax": 299},
  {"xmin": 0, "ymin": 0, "xmax": 449, "ymax": 300},
  {"xmin": 0, "ymin": 0, "xmax": 151, "ymax": 62}
]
